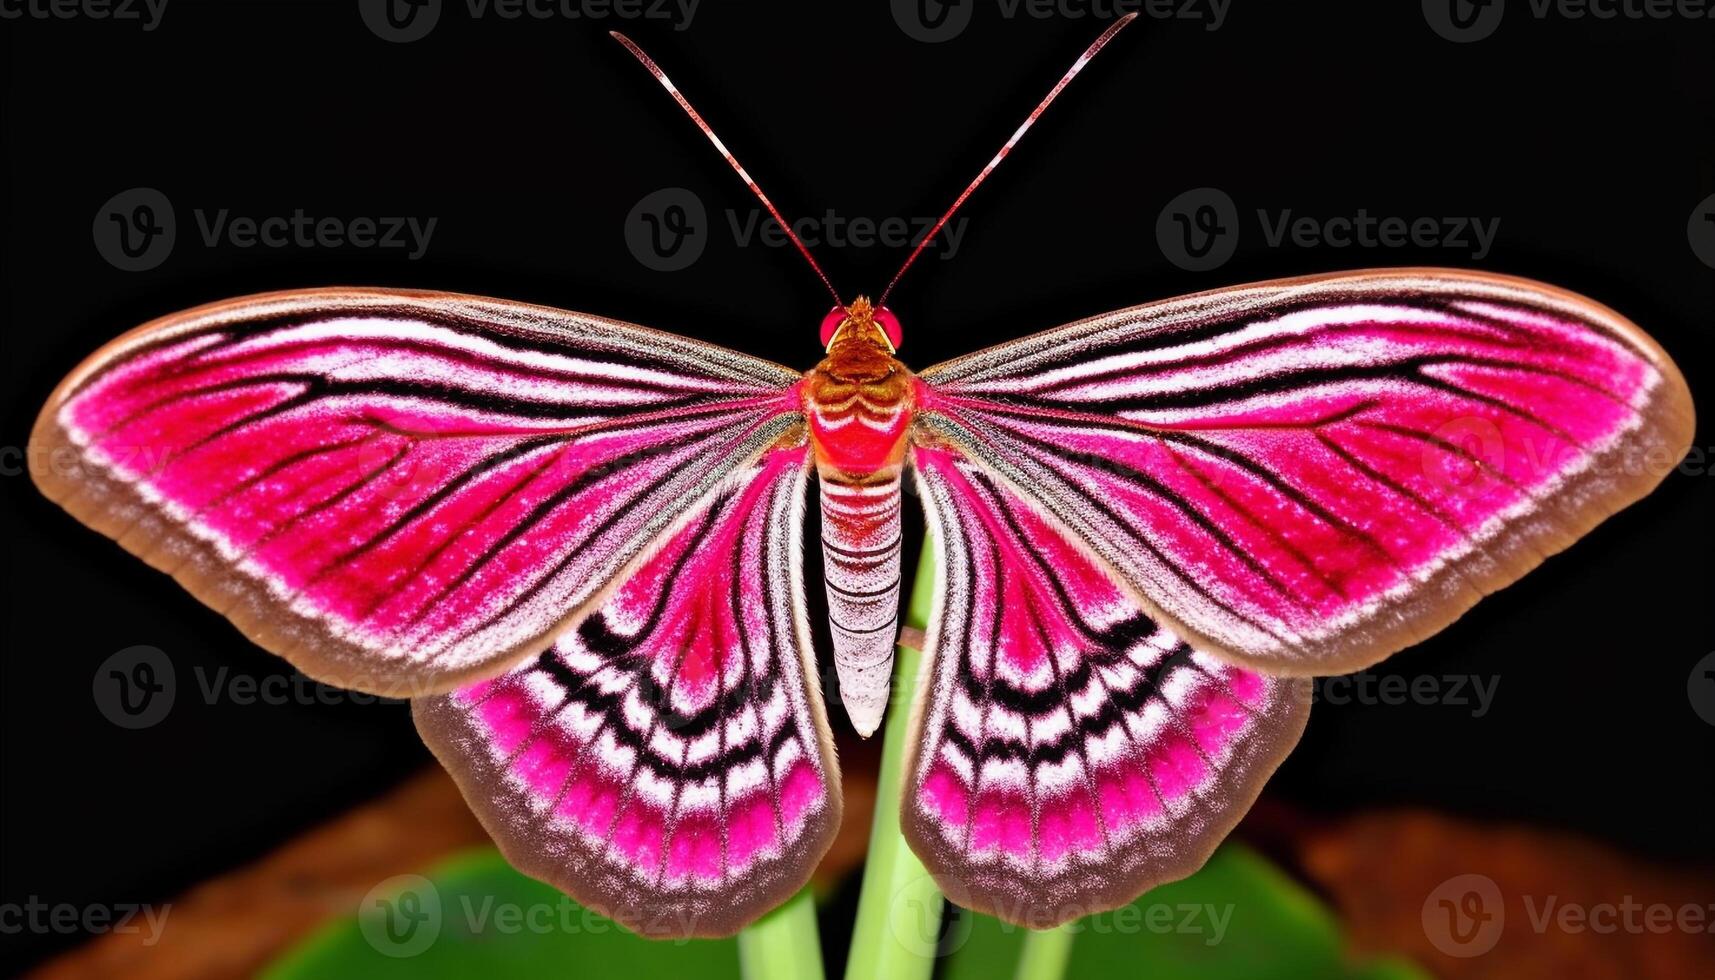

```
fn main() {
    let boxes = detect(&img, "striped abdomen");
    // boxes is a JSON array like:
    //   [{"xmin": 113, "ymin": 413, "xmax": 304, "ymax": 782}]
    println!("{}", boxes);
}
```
[
  {"xmin": 819, "ymin": 472, "xmax": 903, "ymax": 736},
  {"xmin": 804, "ymin": 320, "xmax": 913, "ymax": 736}
]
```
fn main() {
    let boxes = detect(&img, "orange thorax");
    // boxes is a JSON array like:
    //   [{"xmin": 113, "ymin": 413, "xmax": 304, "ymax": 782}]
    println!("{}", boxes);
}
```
[{"xmin": 803, "ymin": 301, "xmax": 913, "ymax": 478}]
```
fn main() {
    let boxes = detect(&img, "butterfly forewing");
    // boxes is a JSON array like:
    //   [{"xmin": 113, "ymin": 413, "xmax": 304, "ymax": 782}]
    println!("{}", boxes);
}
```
[
  {"xmin": 29, "ymin": 289, "xmax": 804, "ymax": 695},
  {"xmin": 903, "ymin": 445, "xmax": 1311, "ymax": 927},
  {"xmin": 415, "ymin": 444, "xmax": 839, "ymax": 938},
  {"xmin": 914, "ymin": 269, "xmax": 1695, "ymax": 676}
]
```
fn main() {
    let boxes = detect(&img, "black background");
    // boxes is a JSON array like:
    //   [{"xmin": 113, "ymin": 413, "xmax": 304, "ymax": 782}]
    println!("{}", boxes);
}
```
[{"xmin": 3, "ymin": 0, "xmax": 1711, "ymax": 971}]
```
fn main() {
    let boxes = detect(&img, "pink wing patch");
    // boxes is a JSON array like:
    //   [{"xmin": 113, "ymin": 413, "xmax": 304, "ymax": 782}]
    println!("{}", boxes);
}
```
[
  {"xmin": 916, "ymin": 270, "xmax": 1694, "ymax": 674},
  {"xmin": 30, "ymin": 289, "xmax": 803, "ymax": 694},
  {"xmin": 903, "ymin": 446, "xmax": 1310, "ymax": 927},
  {"xmin": 415, "ymin": 445, "xmax": 839, "ymax": 939}
]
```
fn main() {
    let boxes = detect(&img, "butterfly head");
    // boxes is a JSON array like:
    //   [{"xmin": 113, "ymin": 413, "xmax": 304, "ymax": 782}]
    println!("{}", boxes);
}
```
[{"xmin": 820, "ymin": 296, "xmax": 902, "ymax": 354}]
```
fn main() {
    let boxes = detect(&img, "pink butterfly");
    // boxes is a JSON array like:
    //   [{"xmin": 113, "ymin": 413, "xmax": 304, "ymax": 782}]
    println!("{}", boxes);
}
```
[{"xmin": 31, "ymin": 17, "xmax": 1693, "ymax": 938}]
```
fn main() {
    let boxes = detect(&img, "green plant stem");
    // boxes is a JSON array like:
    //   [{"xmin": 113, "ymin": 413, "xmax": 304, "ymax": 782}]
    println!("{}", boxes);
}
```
[
  {"xmin": 1013, "ymin": 923, "xmax": 1077, "ymax": 980},
  {"xmin": 843, "ymin": 541, "xmax": 944, "ymax": 980},
  {"xmin": 737, "ymin": 887, "xmax": 824, "ymax": 980}
]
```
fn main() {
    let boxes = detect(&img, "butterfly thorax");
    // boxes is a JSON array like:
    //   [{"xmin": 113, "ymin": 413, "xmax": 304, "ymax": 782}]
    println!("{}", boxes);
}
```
[
  {"xmin": 803, "ymin": 297, "xmax": 914, "ymax": 479},
  {"xmin": 802, "ymin": 297, "xmax": 913, "ymax": 735}
]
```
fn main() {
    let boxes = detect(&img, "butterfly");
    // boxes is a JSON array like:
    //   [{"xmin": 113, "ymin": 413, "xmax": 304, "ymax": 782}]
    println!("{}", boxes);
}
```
[{"xmin": 31, "ymin": 15, "xmax": 1693, "ymax": 939}]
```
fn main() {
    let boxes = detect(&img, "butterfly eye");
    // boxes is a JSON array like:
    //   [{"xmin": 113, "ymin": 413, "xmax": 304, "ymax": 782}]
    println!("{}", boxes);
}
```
[
  {"xmin": 874, "ymin": 306, "xmax": 903, "ymax": 350},
  {"xmin": 818, "ymin": 306, "xmax": 847, "ymax": 348},
  {"xmin": 819, "ymin": 305, "xmax": 903, "ymax": 350}
]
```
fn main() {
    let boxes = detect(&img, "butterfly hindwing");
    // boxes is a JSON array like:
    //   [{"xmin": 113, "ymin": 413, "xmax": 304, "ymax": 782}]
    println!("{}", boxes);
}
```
[
  {"xmin": 30, "ymin": 288, "xmax": 803, "ymax": 694},
  {"xmin": 903, "ymin": 445, "xmax": 1311, "ymax": 928},
  {"xmin": 915, "ymin": 269, "xmax": 1694, "ymax": 675},
  {"xmin": 414, "ymin": 443, "xmax": 839, "ymax": 938}
]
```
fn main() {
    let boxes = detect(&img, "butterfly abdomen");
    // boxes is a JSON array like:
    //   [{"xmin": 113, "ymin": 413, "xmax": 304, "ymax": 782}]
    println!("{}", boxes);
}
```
[
  {"xmin": 817, "ymin": 473, "xmax": 903, "ymax": 737},
  {"xmin": 804, "ymin": 307, "xmax": 913, "ymax": 736}
]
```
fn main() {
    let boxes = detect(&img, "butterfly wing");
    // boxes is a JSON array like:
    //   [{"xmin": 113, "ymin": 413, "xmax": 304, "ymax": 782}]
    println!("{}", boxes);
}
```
[
  {"xmin": 31, "ymin": 288, "xmax": 804, "ymax": 694},
  {"xmin": 915, "ymin": 269, "xmax": 1694, "ymax": 675},
  {"xmin": 414, "ymin": 444, "xmax": 838, "ymax": 938},
  {"xmin": 903, "ymin": 445, "xmax": 1309, "ymax": 926}
]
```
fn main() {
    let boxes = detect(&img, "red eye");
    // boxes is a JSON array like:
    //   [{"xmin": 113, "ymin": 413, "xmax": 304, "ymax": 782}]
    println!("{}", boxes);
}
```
[
  {"xmin": 874, "ymin": 306, "xmax": 903, "ymax": 350},
  {"xmin": 818, "ymin": 306, "xmax": 846, "ymax": 347},
  {"xmin": 818, "ymin": 304, "xmax": 904, "ymax": 349}
]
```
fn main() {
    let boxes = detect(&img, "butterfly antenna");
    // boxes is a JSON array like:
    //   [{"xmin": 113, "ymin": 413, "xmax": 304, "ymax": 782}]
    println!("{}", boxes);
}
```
[
  {"xmin": 612, "ymin": 31, "xmax": 844, "ymax": 307},
  {"xmin": 878, "ymin": 13, "xmax": 1139, "ymax": 308}
]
